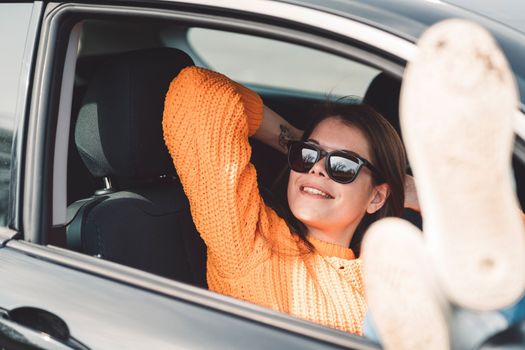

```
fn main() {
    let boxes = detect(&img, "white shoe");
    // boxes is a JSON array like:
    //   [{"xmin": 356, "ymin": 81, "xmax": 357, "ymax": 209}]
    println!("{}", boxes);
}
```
[
  {"xmin": 400, "ymin": 19, "xmax": 525, "ymax": 310},
  {"xmin": 362, "ymin": 218, "xmax": 450, "ymax": 350}
]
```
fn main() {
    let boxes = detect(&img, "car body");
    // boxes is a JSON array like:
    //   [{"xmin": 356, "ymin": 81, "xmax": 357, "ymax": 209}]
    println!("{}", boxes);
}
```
[{"xmin": 0, "ymin": 0, "xmax": 524, "ymax": 348}]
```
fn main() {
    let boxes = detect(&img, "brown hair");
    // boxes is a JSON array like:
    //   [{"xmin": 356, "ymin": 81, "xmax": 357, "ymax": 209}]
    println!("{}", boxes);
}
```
[{"xmin": 283, "ymin": 101, "xmax": 407, "ymax": 256}]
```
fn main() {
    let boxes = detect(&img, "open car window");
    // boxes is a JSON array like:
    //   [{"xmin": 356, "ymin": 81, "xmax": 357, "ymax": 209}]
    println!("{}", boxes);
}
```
[
  {"xmin": 187, "ymin": 27, "xmax": 380, "ymax": 97},
  {"xmin": 62, "ymin": 17, "xmax": 402, "ymax": 289}
]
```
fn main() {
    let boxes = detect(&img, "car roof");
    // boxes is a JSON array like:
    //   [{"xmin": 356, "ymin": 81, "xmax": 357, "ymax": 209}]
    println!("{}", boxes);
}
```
[
  {"xmin": 445, "ymin": 0, "xmax": 525, "ymax": 35},
  {"xmin": 279, "ymin": 0, "xmax": 524, "ymax": 41}
]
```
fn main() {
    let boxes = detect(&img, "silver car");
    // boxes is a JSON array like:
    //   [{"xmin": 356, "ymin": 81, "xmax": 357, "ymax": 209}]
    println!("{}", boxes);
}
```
[{"xmin": 1, "ymin": 0, "xmax": 524, "ymax": 348}]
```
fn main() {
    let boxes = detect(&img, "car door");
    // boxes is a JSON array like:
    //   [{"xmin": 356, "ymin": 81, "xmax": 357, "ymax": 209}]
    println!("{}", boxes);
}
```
[{"xmin": 0, "ymin": 0, "xmax": 445, "ymax": 349}]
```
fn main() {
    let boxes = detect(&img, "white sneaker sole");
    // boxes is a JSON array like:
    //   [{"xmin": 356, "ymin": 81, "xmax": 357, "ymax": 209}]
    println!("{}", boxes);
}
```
[
  {"xmin": 400, "ymin": 19, "xmax": 525, "ymax": 310},
  {"xmin": 362, "ymin": 218, "xmax": 450, "ymax": 350}
]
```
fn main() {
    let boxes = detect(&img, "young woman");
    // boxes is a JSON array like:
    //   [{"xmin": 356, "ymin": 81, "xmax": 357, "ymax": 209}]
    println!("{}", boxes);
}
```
[{"xmin": 162, "ymin": 66, "xmax": 407, "ymax": 335}]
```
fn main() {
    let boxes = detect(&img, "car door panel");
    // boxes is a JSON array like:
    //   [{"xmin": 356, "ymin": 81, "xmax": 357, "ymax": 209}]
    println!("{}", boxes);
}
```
[{"xmin": 0, "ymin": 242, "xmax": 376, "ymax": 349}]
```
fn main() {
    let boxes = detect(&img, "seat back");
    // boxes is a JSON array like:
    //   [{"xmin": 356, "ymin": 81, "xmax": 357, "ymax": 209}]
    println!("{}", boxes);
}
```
[
  {"xmin": 363, "ymin": 72, "xmax": 402, "ymax": 138},
  {"xmin": 67, "ymin": 48, "xmax": 207, "ymax": 287}
]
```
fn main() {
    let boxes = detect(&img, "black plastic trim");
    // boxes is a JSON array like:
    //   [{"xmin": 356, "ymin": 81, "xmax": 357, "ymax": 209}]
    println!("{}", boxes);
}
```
[{"xmin": 24, "ymin": 2, "xmax": 83, "ymax": 244}]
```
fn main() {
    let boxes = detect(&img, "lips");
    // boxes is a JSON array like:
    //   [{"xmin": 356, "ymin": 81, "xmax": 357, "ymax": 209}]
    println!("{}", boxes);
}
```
[{"xmin": 299, "ymin": 184, "xmax": 334, "ymax": 199}]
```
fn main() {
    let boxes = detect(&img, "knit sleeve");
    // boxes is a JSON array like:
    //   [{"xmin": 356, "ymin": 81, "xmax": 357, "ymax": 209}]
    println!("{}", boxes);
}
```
[{"xmin": 162, "ymin": 66, "xmax": 273, "ymax": 276}]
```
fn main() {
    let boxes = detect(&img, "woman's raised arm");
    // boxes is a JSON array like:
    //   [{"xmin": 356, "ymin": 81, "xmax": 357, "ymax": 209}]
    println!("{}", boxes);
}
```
[
  {"xmin": 162, "ymin": 67, "xmax": 291, "ymax": 277},
  {"xmin": 254, "ymin": 106, "xmax": 303, "ymax": 154}
]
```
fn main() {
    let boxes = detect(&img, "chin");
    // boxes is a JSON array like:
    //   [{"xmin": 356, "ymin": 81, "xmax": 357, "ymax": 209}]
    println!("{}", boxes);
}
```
[{"xmin": 289, "ymin": 201, "xmax": 326, "ymax": 225}]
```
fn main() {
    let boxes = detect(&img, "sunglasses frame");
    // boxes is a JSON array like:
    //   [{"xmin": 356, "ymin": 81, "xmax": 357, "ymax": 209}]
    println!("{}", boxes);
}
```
[{"xmin": 287, "ymin": 140, "xmax": 383, "ymax": 184}]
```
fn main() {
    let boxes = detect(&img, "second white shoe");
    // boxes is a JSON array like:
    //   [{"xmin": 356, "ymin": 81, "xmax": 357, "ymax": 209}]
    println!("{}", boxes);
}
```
[{"xmin": 362, "ymin": 218, "xmax": 450, "ymax": 350}]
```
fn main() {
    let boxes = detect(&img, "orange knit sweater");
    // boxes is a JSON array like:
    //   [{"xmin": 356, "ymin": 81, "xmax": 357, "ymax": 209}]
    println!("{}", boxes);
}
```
[{"xmin": 162, "ymin": 67, "xmax": 366, "ymax": 335}]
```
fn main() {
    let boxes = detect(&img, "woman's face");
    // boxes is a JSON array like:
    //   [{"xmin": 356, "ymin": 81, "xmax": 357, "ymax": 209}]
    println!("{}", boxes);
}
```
[{"xmin": 287, "ymin": 117, "xmax": 387, "ymax": 239}]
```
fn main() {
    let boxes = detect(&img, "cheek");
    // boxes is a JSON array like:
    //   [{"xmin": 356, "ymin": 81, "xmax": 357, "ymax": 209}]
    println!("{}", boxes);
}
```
[
  {"xmin": 286, "ymin": 171, "xmax": 298, "ymax": 207},
  {"xmin": 337, "ymin": 183, "xmax": 372, "ymax": 214},
  {"xmin": 314, "ymin": 183, "xmax": 374, "ymax": 227}
]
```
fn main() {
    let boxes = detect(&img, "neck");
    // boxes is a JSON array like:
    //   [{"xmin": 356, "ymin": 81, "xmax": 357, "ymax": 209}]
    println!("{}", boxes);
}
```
[{"xmin": 306, "ymin": 224, "xmax": 358, "ymax": 248}]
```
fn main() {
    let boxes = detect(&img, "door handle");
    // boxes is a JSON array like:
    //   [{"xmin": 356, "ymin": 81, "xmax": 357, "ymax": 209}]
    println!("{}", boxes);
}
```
[{"xmin": 0, "ymin": 306, "xmax": 89, "ymax": 350}]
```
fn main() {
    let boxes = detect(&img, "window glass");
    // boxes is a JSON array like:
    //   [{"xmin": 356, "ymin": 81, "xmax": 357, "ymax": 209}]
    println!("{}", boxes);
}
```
[
  {"xmin": 0, "ymin": 3, "xmax": 33, "ymax": 225},
  {"xmin": 188, "ymin": 28, "xmax": 379, "ymax": 97}
]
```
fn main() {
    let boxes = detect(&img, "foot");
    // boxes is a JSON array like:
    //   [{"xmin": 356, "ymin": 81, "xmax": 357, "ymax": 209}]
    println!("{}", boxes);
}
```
[
  {"xmin": 400, "ymin": 19, "xmax": 525, "ymax": 310},
  {"xmin": 362, "ymin": 218, "xmax": 450, "ymax": 350}
]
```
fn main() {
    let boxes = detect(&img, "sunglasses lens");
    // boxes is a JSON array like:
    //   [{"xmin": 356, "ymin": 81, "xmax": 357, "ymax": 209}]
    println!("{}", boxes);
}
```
[
  {"xmin": 329, "ymin": 155, "xmax": 360, "ymax": 183},
  {"xmin": 289, "ymin": 143, "xmax": 318, "ymax": 172}
]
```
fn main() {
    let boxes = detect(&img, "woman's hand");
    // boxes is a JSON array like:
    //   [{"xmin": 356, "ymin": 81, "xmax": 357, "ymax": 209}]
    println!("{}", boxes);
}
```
[
  {"xmin": 253, "ymin": 105, "xmax": 303, "ymax": 154},
  {"xmin": 404, "ymin": 174, "xmax": 421, "ymax": 212}
]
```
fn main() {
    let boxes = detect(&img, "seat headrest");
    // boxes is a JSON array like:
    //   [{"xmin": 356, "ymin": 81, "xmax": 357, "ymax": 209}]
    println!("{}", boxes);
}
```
[
  {"xmin": 363, "ymin": 72, "xmax": 402, "ymax": 136},
  {"xmin": 75, "ymin": 48, "xmax": 194, "ymax": 179}
]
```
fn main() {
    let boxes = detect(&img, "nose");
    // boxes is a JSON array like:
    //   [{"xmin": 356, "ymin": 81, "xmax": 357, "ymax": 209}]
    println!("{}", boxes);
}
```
[{"xmin": 308, "ymin": 157, "xmax": 327, "ymax": 178}]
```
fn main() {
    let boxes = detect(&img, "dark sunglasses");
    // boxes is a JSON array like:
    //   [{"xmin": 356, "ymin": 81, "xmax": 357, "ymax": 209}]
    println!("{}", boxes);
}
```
[{"xmin": 287, "ymin": 140, "xmax": 383, "ymax": 184}]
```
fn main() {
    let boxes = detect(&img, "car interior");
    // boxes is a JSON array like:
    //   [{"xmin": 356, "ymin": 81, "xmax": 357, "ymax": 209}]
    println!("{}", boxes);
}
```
[{"xmin": 57, "ymin": 17, "xmax": 525, "ymax": 292}]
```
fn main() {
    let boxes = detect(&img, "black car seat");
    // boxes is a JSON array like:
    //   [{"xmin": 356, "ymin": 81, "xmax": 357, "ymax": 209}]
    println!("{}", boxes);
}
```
[
  {"xmin": 363, "ymin": 72, "xmax": 423, "ymax": 229},
  {"xmin": 66, "ymin": 48, "xmax": 207, "ymax": 287},
  {"xmin": 363, "ymin": 72, "xmax": 402, "ymax": 138}
]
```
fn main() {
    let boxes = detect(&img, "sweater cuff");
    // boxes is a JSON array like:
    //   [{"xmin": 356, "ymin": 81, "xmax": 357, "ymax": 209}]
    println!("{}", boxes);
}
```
[{"xmin": 234, "ymin": 82, "xmax": 264, "ymax": 136}]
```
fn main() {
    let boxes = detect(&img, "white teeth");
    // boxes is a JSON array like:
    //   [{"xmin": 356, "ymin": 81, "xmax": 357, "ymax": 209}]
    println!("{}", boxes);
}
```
[{"xmin": 302, "ymin": 186, "xmax": 331, "ymax": 198}]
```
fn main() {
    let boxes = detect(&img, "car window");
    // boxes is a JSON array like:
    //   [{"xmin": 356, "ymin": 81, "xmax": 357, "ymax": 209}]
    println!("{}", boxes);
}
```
[
  {"xmin": 187, "ymin": 28, "xmax": 380, "ymax": 98},
  {"xmin": 0, "ymin": 3, "xmax": 33, "ymax": 226},
  {"xmin": 62, "ymin": 20, "xmax": 394, "ymax": 282}
]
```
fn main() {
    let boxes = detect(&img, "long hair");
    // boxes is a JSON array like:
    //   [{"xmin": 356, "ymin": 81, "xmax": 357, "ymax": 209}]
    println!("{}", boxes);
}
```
[{"xmin": 280, "ymin": 100, "xmax": 407, "ymax": 256}]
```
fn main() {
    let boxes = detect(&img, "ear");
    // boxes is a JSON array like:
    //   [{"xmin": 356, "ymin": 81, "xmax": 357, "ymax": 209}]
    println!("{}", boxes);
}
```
[{"xmin": 366, "ymin": 183, "xmax": 391, "ymax": 214}]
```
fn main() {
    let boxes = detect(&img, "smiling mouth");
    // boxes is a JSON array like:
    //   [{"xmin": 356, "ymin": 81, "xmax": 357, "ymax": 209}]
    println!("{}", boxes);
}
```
[{"xmin": 300, "ymin": 186, "xmax": 334, "ymax": 199}]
